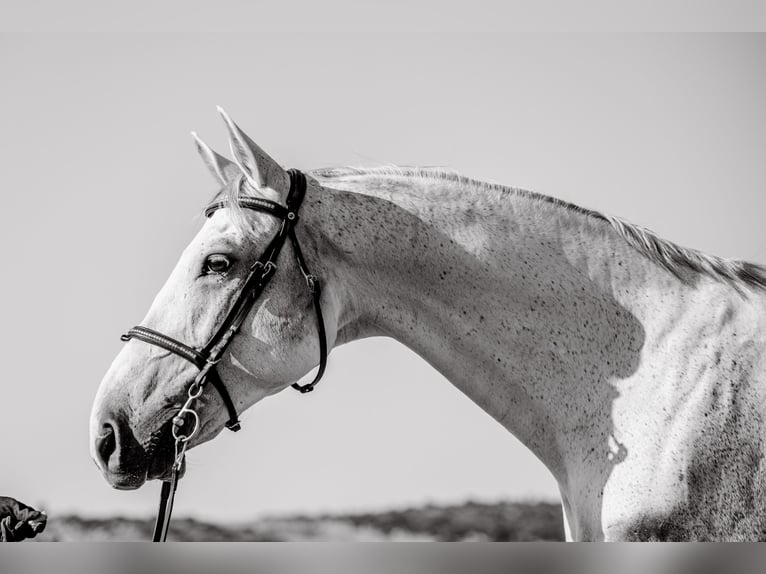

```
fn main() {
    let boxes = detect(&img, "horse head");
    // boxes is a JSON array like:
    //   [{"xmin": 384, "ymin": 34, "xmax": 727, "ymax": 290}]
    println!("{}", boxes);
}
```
[{"xmin": 89, "ymin": 109, "xmax": 332, "ymax": 489}]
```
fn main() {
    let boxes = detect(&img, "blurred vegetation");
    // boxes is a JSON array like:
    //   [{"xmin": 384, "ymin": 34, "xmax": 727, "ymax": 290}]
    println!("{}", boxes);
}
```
[{"xmin": 35, "ymin": 500, "xmax": 564, "ymax": 541}]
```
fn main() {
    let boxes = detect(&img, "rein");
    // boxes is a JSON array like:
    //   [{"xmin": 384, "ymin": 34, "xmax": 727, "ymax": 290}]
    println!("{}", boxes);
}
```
[{"xmin": 119, "ymin": 169, "xmax": 328, "ymax": 541}]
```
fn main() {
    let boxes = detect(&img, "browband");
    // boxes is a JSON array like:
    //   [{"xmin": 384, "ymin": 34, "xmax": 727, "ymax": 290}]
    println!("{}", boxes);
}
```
[{"xmin": 204, "ymin": 196, "xmax": 288, "ymax": 219}]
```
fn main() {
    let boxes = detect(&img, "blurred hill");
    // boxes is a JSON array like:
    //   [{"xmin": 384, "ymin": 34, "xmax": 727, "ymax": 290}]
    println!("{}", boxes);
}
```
[{"xmin": 36, "ymin": 501, "xmax": 564, "ymax": 541}]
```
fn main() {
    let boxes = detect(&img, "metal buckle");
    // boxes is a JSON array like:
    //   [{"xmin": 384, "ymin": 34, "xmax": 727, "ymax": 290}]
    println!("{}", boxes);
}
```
[{"xmin": 173, "ymin": 439, "xmax": 188, "ymax": 470}]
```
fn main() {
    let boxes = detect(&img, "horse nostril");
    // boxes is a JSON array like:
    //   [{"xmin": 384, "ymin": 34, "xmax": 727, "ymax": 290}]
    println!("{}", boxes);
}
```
[
  {"xmin": 91, "ymin": 416, "xmax": 146, "ymax": 487},
  {"xmin": 96, "ymin": 423, "xmax": 117, "ymax": 469}
]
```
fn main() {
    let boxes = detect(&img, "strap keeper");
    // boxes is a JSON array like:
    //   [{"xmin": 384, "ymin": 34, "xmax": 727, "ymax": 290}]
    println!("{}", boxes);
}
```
[
  {"xmin": 305, "ymin": 274, "xmax": 319, "ymax": 294},
  {"xmin": 292, "ymin": 382, "xmax": 315, "ymax": 394},
  {"xmin": 225, "ymin": 420, "xmax": 242, "ymax": 432}
]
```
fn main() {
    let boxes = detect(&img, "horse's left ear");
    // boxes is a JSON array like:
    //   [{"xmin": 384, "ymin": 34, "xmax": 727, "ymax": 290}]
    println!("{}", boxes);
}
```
[
  {"xmin": 217, "ymin": 106, "xmax": 290, "ymax": 202},
  {"xmin": 191, "ymin": 131, "xmax": 241, "ymax": 186}
]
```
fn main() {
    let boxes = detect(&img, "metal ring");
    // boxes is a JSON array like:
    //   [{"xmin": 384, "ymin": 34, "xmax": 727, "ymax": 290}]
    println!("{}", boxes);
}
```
[
  {"xmin": 187, "ymin": 381, "xmax": 204, "ymax": 400},
  {"xmin": 171, "ymin": 407, "xmax": 200, "ymax": 443}
]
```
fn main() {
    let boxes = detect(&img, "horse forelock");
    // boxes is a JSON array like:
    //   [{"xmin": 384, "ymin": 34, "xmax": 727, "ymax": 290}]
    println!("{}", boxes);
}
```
[
  {"xmin": 313, "ymin": 166, "xmax": 766, "ymax": 295},
  {"xmin": 206, "ymin": 177, "xmax": 271, "ymax": 237}
]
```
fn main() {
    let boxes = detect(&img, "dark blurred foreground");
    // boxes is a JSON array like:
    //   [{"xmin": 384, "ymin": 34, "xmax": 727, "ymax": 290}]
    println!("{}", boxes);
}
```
[
  {"xmin": 5, "ymin": 540, "xmax": 766, "ymax": 574},
  {"xmin": 35, "ymin": 501, "xmax": 564, "ymax": 542}
]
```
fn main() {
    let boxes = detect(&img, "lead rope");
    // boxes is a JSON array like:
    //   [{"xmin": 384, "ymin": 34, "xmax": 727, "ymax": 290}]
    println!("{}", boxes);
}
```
[{"xmin": 152, "ymin": 371, "xmax": 206, "ymax": 542}]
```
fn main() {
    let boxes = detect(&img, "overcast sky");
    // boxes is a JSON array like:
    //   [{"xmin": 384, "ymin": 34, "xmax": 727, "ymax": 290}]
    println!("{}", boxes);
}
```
[{"xmin": 1, "ymin": 29, "xmax": 765, "ymax": 521}]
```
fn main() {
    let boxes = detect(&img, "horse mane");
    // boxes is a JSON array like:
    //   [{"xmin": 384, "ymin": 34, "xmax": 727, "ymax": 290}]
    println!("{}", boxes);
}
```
[{"xmin": 312, "ymin": 166, "xmax": 766, "ymax": 294}]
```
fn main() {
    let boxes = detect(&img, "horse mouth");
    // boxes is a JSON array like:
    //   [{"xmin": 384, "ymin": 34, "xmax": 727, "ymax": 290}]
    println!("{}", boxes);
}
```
[
  {"xmin": 103, "ymin": 416, "xmax": 188, "ymax": 490},
  {"xmin": 145, "ymin": 419, "xmax": 186, "ymax": 482}
]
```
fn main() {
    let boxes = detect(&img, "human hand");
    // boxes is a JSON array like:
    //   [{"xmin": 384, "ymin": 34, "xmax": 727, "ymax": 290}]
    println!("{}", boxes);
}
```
[{"xmin": 0, "ymin": 497, "xmax": 47, "ymax": 541}]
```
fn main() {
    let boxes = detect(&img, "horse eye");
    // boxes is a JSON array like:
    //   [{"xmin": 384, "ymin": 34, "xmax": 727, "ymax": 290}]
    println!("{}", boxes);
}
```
[{"xmin": 204, "ymin": 254, "xmax": 232, "ymax": 274}]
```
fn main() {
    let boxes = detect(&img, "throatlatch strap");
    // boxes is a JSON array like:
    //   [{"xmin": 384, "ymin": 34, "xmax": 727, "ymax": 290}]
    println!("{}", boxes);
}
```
[{"xmin": 289, "ymin": 228, "xmax": 328, "ymax": 394}]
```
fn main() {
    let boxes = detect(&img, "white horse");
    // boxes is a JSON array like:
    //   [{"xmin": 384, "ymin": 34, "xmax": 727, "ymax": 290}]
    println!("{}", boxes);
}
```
[{"xmin": 90, "ymin": 110, "xmax": 766, "ymax": 541}]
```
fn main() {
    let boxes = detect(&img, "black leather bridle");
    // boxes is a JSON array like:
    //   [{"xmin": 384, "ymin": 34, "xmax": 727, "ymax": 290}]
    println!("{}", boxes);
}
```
[{"xmin": 119, "ymin": 169, "xmax": 328, "ymax": 541}]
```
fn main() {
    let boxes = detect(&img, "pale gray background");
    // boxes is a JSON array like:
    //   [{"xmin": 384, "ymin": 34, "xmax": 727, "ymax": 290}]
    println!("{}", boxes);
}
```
[{"xmin": 1, "ymin": 21, "xmax": 765, "ymax": 521}]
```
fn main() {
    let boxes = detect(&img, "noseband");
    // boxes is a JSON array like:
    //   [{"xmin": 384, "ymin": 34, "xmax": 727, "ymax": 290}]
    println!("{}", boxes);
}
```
[{"xmin": 119, "ymin": 169, "xmax": 328, "ymax": 541}]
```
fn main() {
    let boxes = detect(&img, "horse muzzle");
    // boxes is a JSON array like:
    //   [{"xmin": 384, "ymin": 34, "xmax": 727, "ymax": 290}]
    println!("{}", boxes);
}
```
[{"xmin": 92, "ymin": 412, "xmax": 183, "ymax": 489}]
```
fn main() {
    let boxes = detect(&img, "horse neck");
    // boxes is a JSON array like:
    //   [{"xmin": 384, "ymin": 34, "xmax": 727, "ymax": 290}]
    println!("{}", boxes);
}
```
[{"xmin": 299, "ymin": 171, "xmax": 757, "ymax": 480}]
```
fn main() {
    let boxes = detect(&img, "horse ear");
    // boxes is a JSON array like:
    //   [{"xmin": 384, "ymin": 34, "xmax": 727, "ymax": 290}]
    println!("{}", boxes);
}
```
[
  {"xmin": 217, "ymin": 106, "xmax": 289, "ymax": 199},
  {"xmin": 191, "ymin": 132, "xmax": 240, "ymax": 186}
]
